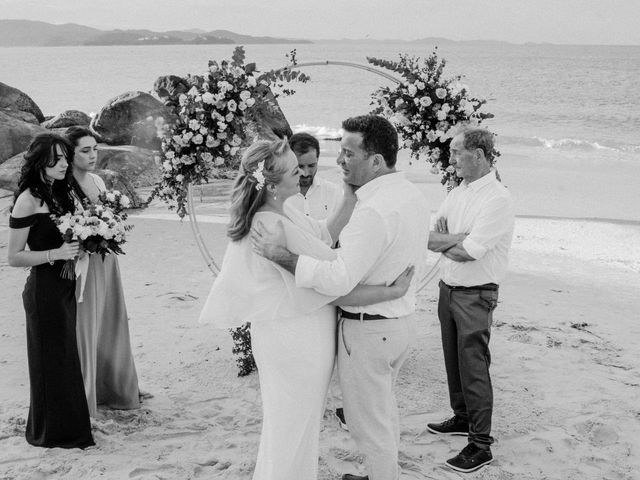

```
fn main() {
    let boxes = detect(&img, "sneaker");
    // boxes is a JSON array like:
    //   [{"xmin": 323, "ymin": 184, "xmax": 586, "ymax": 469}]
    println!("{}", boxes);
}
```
[
  {"xmin": 427, "ymin": 415, "xmax": 469, "ymax": 436},
  {"xmin": 335, "ymin": 407, "xmax": 349, "ymax": 431},
  {"xmin": 445, "ymin": 443, "xmax": 493, "ymax": 473}
]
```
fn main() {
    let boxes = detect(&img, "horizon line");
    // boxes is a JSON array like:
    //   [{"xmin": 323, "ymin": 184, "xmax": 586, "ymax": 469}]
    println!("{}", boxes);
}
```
[{"xmin": 1, "ymin": 18, "xmax": 639, "ymax": 47}]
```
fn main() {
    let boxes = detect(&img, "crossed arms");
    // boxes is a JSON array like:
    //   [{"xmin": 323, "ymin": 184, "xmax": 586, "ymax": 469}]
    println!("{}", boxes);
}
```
[{"xmin": 427, "ymin": 216, "xmax": 474, "ymax": 262}]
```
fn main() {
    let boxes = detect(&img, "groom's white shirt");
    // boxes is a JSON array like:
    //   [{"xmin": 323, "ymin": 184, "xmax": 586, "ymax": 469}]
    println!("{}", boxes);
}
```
[{"xmin": 295, "ymin": 171, "xmax": 430, "ymax": 318}]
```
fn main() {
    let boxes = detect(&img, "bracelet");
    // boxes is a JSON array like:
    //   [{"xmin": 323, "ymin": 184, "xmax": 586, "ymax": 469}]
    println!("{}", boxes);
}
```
[{"xmin": 46, "ymin": 250, "xmax": 54, "ymax": 265}]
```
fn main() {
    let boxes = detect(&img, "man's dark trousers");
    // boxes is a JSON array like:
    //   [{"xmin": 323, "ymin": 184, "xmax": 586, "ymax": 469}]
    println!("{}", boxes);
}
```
[{"xmin": 437, "ymin": 280, "xmax": 499, "ymax": 448}]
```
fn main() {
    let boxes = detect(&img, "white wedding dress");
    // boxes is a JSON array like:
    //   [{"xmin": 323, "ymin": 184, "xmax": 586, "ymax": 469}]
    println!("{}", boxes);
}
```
[{"xmin": 199, "ymin": 209, "xmax": 338, "ymax": 480}]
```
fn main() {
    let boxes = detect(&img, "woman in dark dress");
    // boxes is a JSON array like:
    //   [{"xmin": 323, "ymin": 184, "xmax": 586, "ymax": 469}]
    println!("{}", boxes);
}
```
[{"xmin": 7, "ymin": 133, "xmax": 94, "ymax": 449}]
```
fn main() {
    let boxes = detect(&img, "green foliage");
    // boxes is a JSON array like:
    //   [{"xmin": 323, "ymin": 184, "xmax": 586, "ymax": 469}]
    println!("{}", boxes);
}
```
[
  {"xmin": 230, "ymin": 323, "xmax": 256, "ymax": 377},
  {"xmin": 150, "ymin": 46, "xmax": 310, "ymax": 218},
  {"xmin": 369, "ymin": 49, "xmax": 499, "ymax": 187}
]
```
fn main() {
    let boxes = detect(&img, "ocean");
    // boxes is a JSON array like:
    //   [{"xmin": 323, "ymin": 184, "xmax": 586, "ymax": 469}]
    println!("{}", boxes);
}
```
[
  {"xmin": 1, "ymin": 42, "xmax": 638, "ymax": 152},
  {"xmin": 2, "ymin": 42, "xmax": 640, "ymax": 221}
]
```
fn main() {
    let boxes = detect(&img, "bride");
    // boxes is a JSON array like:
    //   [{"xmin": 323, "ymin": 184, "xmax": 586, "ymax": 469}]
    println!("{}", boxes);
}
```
[{"xmin": 199, "ymin": 138, "xmax": 414, "ymax": 480}]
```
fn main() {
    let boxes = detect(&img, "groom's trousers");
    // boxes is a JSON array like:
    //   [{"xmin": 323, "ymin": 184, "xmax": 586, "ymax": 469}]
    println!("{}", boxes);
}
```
[{"xmin": 337, "ymin": 315, "xmax": 415, "ymax": 480}]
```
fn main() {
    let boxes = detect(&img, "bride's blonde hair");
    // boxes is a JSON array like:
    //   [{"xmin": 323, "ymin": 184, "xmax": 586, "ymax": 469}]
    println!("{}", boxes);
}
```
[{"xmin": 227, "ymin": 137, "xmax": 290, "ymax": 241}]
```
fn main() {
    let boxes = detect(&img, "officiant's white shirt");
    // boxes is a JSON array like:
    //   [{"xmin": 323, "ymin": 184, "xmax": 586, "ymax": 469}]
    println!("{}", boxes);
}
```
[
  {"xmin": 437, "ymin": 170, "xmax": 515, "ymax": 287},
  {"xmin": 284, "ymin": 175, "xmax": 342, "ymax": 220},
  {"xmin": 295, "ymin": 171, "xmax": 430, "ymax": 318}
]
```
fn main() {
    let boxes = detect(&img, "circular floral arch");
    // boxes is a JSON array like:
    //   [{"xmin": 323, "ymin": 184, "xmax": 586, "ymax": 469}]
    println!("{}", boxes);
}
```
[
  {"xmin": 187, "ymin": 60, "xmax": 404, "ymax": 276},
  {"xmin": 153, "ymin": 48, "xmax": 498, "ymax": 280}
]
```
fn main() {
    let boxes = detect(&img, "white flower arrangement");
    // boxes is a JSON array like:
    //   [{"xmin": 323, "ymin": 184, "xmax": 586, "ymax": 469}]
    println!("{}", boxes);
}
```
[
  {"xmin": 368, "ymin": 50, "xmax": 499, "ymax": 188},
  {"xmin": 151, "ymin": 46, "xmax": 309, "ymax": 218},
  {"xmin": 51, "ymin": 201, "xmax": 133, "ymax": 277},
  {"xmin": 252, "ymin": 160, "xmax": 266, "ymax": 191}
]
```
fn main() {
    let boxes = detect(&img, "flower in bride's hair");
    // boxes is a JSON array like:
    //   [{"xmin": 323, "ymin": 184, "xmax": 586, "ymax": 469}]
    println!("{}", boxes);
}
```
[{"xmin": 252, "ymin": 160, "xmax": 266, "ymax": 191}]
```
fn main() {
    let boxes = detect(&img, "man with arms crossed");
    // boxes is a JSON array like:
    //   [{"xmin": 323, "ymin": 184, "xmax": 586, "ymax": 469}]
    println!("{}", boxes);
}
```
[
  {"xmin": 251, "ymin": 115, "xmax": 429, "ymax": 480},
  {"xmin": 427, "ymin": 127, "xmax": 515, "ymax": 473}
]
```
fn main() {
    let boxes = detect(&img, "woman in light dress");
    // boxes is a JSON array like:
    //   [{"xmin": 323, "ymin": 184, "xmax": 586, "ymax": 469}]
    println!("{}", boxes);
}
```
[
  {"xmin": 65, "ymin": 126, "xmax": 141, "ymax": 417},
  {"xmin": 199, "ymin": 138, "xmax": 414, "ymax": 480}
]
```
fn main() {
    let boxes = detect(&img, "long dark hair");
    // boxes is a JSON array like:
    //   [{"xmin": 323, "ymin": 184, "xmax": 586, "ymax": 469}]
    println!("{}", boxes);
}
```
[
  {"xmin": 65, "ymin": 125, "xmax": 98, "ymax": 203},
  {"xmin": 13, "ymin": 133, "xmax": 75, "ymax": 215},
  {"xmin": 227, "ymin": 138, "xmax": 290, "ymax": 241}
]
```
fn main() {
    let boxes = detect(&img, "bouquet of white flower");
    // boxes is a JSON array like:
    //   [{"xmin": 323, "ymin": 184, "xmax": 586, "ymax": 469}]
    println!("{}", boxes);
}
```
[
  {"xmin": 98, "ymin": 189, "xmax": 131, "ymax": 218},
  {"xmin": 51, "ymin": 202, "xmax": 132, "ymax": 280}
]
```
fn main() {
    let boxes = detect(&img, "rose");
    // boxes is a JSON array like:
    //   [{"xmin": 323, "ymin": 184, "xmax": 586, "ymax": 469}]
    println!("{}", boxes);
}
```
[
  {"xmin": 435, "ymin": 88, "xmax": 447, "ymax": 99},
  {"xmin": 202, "ymin": 92, "xmax": 215, "ymax": 104}
]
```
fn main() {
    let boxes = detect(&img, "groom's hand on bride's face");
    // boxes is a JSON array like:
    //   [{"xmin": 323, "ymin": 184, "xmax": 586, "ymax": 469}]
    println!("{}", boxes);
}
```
[{"xmin": 250, "ymin": 219, "xmax": 287, "ymax": 261}]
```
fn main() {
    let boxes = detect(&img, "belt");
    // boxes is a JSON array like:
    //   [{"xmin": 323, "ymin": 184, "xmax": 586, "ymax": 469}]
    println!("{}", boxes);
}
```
[
  {"xmin": 338, "ymin": 308, "xmax": 389, "ymax": 321},
  {"xmin": 440, "ymin": 281, "xmax": 499, "ymax": 291}
]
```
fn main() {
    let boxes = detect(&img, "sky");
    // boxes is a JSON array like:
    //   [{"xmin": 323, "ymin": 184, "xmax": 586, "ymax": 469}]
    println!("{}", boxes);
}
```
[{"xmin": 1, "ymin": 0, "xmax": 639, "ymax": 45}]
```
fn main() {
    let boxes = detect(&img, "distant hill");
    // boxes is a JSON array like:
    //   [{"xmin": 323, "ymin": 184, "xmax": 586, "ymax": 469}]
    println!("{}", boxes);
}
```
[
  {"xmin": 0, "ymin": 20, "xmax": 312, "ymax": 47},
  {"xmin": 0, "ymin": 20, "xmax": 102, "ymax": 46}
]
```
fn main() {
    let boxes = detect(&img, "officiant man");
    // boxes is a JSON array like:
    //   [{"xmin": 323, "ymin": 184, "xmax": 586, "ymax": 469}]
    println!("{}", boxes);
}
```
[
  {"xmin": 427, "ymin": 127, "xmax": 515, "ymax": 473},
  {"xmin": 284, "ymin": 132, "xmax": 342, "ymax": 220},
  {"xmin": 251, "ymin": 114, "xmax": 429, "ymax": 480}
]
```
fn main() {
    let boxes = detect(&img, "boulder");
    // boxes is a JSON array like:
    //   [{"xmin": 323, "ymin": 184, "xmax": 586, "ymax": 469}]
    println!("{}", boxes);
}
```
[
  {"xmin": 0, "ymin": 110, "xmax": 46, "ymax": 164},
  {"xmin": 153, "ymin": 75, "xmax": 189, "ymax": 107},
  {"xmin": 42, "ymin": 110, "xmax": 91, "ymax": 129},
  {"xmin": 1, "ymin": 108, "xmax": 40, "ymax": 125},
  {"xmin": 245, "ymin": 84, "xmax": 292, "ymax": 141},
  {"xmin": 96, "ymin": 145, "xmax": 161, "ymax": 188},
  {"xmin": 0, "ymin": 152, "xmax": 24, "ymax": 192},
  {"xmin": 90, "ymin": 91, "xmax": 173, "ymax": 149},
  {"xmin": 94, "ymin": 169, "xmax": 146, "ymax": 209},
  {"xmin": 0, "ymin": 82, "xmax": 45, "ymax": 123}
]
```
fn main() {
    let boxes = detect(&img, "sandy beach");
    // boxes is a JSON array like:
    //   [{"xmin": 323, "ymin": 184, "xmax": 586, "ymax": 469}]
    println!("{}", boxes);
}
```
[{"xmin": 1, "ymin": 148, "xmax": 639, "ymax": 480}]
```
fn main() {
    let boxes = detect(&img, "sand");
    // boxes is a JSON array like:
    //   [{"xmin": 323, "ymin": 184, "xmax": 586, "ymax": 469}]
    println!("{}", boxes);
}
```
[{"xmin": 1, "ymin": 150, "xmax": 639, "ymax": 479}]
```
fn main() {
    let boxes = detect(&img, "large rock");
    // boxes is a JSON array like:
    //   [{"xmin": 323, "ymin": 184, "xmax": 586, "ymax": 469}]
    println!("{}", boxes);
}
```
[
  {"xmin": 42, "ymin": 110, "xmax": 91, "ymax": 129},
  {"xmin": 0, "ymin": 82, "xmax": 45, "ymax": 123},
  {"xmin": 153, "ymin": 75, "xmax": 190, "ymax": 107},
  {"xmin": 0, "ymin": 110, "xmax": 46, "ymax": 164},
  {"xmin": 94, "ymin": 169, "xmax": 145, "ymax": 209},
  {"xmin": 246, "ymin": 84, "xmax": 293, "ymax": 140},
  {"xmin": 97, "ymin": 145, "xmax": 160, "ymax": 188},
  {"xmin": 0, "ymin": 152, "xmax": 24, "ymax": 192},
  {"xmin": 90, "ymin": 91, "xmax": 173, "ymax": 149}
]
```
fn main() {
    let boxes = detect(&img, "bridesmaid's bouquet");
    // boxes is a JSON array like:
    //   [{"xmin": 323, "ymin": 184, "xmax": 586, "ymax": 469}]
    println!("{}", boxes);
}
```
[
  {"xmin": 51, "ymin": 201, "xmax": 133, "ymax": 279},
  {"xmin": 98, "ymin": 189, "xmax": 131, "ymax": 217}
]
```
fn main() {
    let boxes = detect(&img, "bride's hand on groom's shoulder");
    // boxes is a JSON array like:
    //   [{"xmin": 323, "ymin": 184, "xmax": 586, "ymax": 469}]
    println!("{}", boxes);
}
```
[
  {"xmin": 250, "ymin": 219, "xmax": 287, "ymax": 261},
  {"xmin": 389, "ymin": 265, "xmax": 415, "ymax": 298}
]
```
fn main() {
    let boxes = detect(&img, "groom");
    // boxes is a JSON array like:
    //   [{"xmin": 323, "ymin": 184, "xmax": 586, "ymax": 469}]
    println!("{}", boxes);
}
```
[{"xmin": 251, "ymin": 115, "xmax": 429, "ymax": 480}]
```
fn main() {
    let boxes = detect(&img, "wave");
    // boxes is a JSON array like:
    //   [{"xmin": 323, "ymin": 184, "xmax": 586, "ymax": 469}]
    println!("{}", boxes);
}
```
[
  {"xmin": 500, "ymin": 135, "xmax": 640, "ymax": 153},
  {"xmin": 291, "ymin": 126, "xmax": 640, "ymax": 153},
  {"xmin": 292, "ymin": 124, "xmax": 342, "ymax": 141}
]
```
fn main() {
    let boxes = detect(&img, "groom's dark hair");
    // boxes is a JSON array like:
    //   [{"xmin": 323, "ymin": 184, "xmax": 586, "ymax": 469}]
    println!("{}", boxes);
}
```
[{"xmin": 342, "ymin": 115, "xmax": 398, "ymax": 168}]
